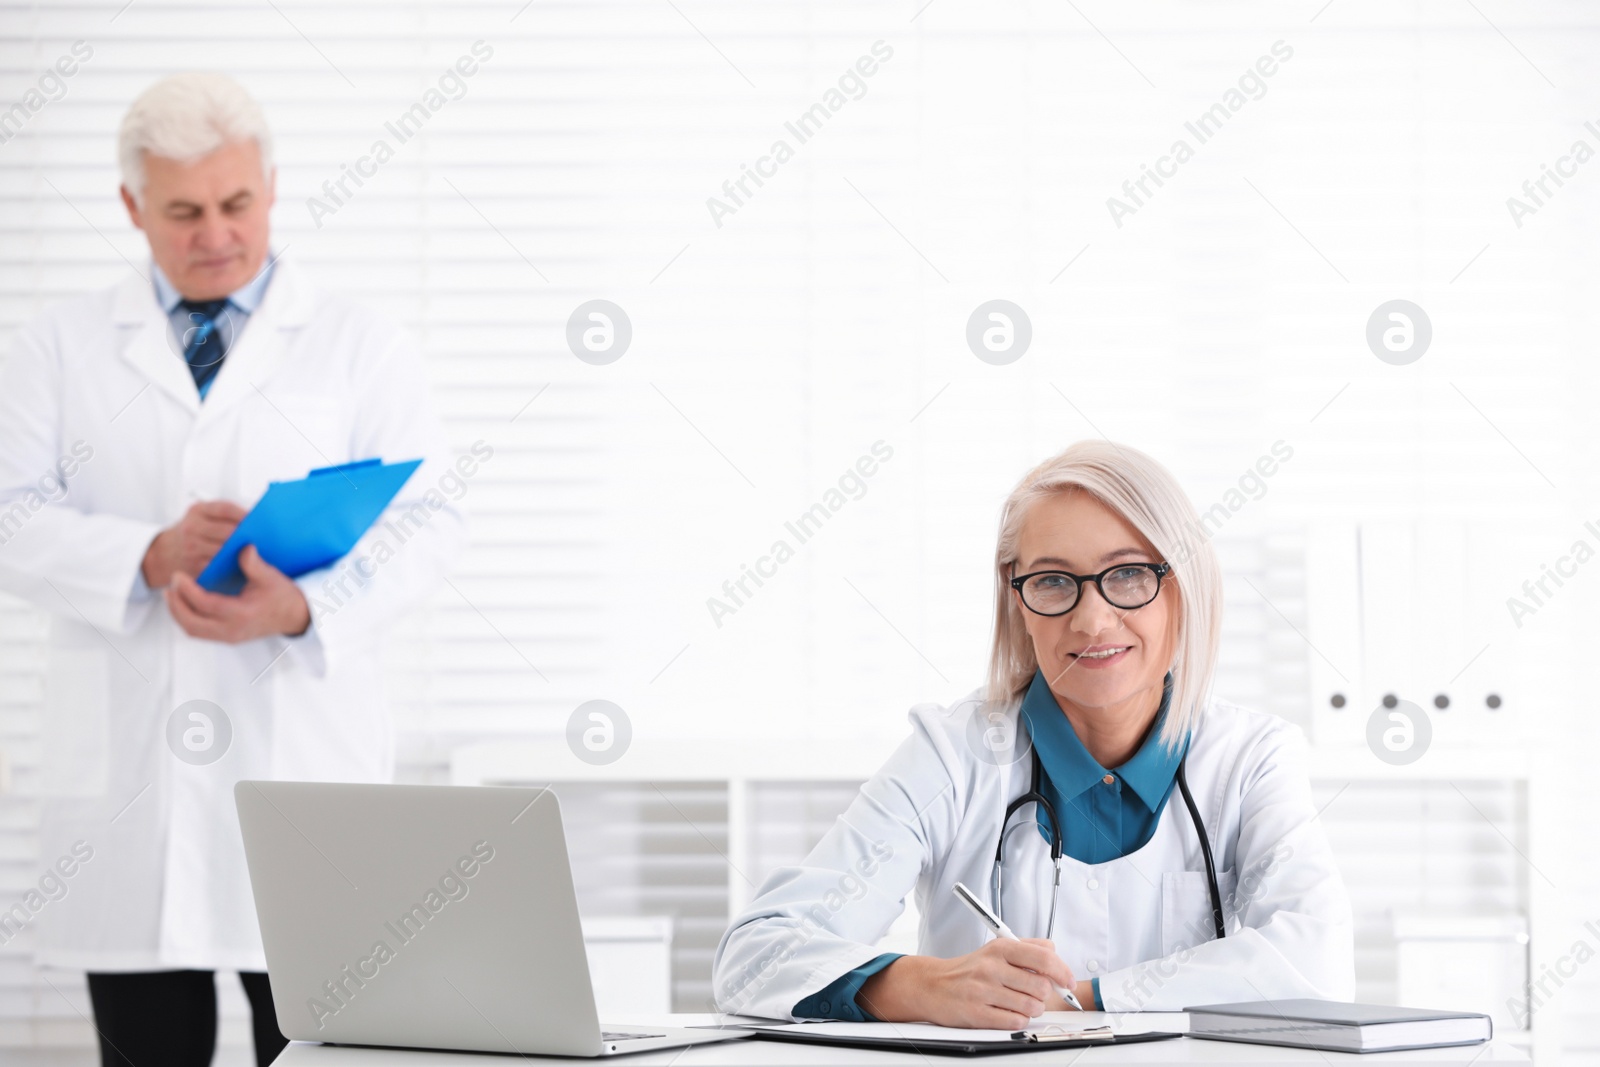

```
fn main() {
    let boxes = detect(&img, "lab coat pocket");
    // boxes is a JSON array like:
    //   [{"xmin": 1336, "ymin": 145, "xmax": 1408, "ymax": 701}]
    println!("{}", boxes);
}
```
[
  {"xmin": 39, "ymin": 647, "xmax": 109, "ymax": 797},
  {"xmin": 238, "ymin": 394, "xmax": 348, "ymax": 500},
  {"xmin": 1160, "ymin": 868, "xmax": 1232, "ymax": 955}
]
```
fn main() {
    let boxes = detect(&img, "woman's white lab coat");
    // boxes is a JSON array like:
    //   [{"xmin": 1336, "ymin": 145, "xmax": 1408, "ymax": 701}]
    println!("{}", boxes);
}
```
[
  {"xmin": 0, "ymin": 259, "xmax": 466, "ymax": 972},
  {"xmin": 712, "ymin": 691, "xmax": 1355, "ymax": 1018}
]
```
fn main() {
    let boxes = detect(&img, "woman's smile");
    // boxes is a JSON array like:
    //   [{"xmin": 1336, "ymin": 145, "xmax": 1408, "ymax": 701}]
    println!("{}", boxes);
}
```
[{"xmin": 1066, "ymin": 643, "xmax": 1133, "ymax": 669}]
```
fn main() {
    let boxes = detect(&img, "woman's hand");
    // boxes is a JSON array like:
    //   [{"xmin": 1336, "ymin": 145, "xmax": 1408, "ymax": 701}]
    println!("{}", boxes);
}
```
[{"xmin": 857, "ymin": 940, "xmax": 1083, "ymax": 1029}]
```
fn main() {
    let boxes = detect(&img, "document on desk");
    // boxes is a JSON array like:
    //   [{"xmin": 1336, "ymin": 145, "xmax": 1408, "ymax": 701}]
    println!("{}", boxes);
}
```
[
  {"xmin": 742, "ymin": 1015, "xmax": 1183, "ymax": 1055},
  {"xmin": 770, "ymin": 1021, "xmax": 1111, "ymax": 1041},
  {"xmin": 1072, "ymin": 1010, "xmax": 1191, "ymax": 1034}
]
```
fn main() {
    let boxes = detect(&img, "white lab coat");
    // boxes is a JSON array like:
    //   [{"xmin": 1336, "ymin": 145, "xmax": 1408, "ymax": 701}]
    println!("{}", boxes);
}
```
[
  {"xmin": 0, "ymin": 259, "xmax": 466, "ymax": 972},
  {"xmin": 713, "ymin": 691, "xmax": 1355, "ymax": 1018}
]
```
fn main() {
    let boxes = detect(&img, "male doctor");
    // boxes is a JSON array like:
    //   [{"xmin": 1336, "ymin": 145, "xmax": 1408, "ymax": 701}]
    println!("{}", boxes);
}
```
[{"xmin": 0, "ymin": 73, "xmax": 465, "ymax": 1066}]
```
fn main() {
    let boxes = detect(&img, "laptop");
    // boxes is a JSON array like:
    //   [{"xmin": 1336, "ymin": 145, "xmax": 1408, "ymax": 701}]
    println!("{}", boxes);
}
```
[{"xmin": 235, "ymin": 781, "xmax": 747, "ymax": 1057}]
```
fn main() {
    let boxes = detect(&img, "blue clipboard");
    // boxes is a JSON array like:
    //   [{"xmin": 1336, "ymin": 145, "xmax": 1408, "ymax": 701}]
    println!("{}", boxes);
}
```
[{"xmin": 196, "ymin": 458, "xmax": 424, "ymax": 595}]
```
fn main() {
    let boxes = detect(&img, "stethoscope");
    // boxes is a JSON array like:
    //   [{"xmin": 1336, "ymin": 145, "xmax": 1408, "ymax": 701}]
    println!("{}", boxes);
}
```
[{"xmin": 993, "ymin": 746, "xmax": 1226, "ymax": 943}]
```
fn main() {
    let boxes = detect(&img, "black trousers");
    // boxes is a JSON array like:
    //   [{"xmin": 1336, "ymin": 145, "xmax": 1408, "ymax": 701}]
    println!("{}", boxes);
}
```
[{"xmin": 85, "ymin": 969, "xmax": 289, "ymax": 1067}]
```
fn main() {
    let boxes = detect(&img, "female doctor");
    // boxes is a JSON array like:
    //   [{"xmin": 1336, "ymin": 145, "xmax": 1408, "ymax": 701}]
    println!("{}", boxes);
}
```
[{"xmin": 712, "ymin": 440, "xmax": 1355, "ymax": 1027}]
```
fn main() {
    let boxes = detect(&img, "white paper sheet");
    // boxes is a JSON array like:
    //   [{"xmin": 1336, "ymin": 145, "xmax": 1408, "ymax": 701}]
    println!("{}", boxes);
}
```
[
  {"xmin": 756, "ymin": 1021, "xmax": 1083, "ymax": 1043},
  {"xmin": 749, "ymin": 1012, "xmax": 1187, "ymax": 1043}
]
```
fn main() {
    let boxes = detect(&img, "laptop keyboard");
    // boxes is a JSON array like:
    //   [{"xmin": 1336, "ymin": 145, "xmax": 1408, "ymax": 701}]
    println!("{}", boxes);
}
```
[{"xmin": 602, "ymin": 1030, "xmax": 665, "ymax": 1041}]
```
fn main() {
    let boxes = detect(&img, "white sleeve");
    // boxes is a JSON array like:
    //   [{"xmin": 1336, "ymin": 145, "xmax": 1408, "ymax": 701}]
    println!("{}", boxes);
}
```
[
  {"xmin": 711, "ymin": 710, "xmax": 967, "ymax": 1021},
  {"xmin": 1095, "ymin": 724, "xmax": 1357, "ymax": 1010},
  {"xmin": 282, "ymin": 329, "xmax": 468, "ymax": 678},
  {"xmin": 0, "ymin": 317, "xmax": 161, "ymax": 633}
]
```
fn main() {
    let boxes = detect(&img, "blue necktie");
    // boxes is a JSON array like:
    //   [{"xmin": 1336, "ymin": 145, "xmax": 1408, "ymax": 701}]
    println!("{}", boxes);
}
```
[{"xmin": 179, "ymin": 297, "xmax": 232, "ymax": 398}]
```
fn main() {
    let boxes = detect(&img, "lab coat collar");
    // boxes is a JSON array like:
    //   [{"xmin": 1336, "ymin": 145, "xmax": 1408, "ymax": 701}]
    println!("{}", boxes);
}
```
[
  {"xmin": 111, "ymin": 269, "xmax": 200, "ymax": 413},
  {"xmin": 110, "ymin": 251, "xmax": 313, "ymax": 417},
  {"xmin": 1019, "ymin": 668, "xmax": 1187, "ymax": 812}
]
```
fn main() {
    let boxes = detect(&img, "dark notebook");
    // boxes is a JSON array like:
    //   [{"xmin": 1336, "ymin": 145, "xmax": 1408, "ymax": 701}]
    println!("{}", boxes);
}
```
[{"xmin": 1184, "ymin": 999, "xmax": 1493, "ymax": 1054}]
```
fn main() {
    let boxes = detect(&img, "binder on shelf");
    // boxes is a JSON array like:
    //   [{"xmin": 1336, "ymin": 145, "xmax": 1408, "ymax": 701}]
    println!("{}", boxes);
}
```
[{"xmin": 1305, "ymin": 521, "xmax": 1363, "ymax": 744}]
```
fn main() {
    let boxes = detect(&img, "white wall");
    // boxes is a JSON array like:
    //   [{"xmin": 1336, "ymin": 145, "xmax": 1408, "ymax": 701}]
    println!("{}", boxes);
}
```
[{"xmin": 0, "ymin": 0, "xmax": 1595, "ymax": 1058}]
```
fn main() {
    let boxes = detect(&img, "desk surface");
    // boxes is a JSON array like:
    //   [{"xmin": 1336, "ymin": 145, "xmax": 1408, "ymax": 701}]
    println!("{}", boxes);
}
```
[{"xmin": 274, "ymin": 1013, "xmax": 1529, "ymax": 1065}]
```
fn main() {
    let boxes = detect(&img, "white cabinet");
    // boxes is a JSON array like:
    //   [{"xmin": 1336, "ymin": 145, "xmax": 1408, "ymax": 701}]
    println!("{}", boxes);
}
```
[
  {"xmin": 1393, "ymin": 910, "xmax": 1529, "ymax": 1033},
  {"xmin": 581, "ymin": 917, "xmax": 673, "ymax": 1017}
]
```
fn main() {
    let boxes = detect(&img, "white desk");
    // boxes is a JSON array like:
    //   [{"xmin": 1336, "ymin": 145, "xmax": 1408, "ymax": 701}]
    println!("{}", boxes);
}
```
[{"xmin": 274, "ymin": 1013, "xmax": 1529, "ymax": 1065}]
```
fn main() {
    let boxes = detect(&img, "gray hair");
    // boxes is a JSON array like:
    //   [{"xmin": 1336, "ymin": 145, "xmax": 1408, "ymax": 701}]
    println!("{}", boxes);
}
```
[
  {"xmin": 985, "ymin": 440, "xmax": 1224, "ymax": 750},
  {"xmin": 118, "ymin": 73, "xmax": 272, "ymax": 204}
]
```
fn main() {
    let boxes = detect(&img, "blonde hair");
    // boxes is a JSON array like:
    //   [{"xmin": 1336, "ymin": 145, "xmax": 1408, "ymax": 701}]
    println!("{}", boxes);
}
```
[
  {"xmin": 119, "ymin": 73, "xmax": 272, "ymax": 205},
  {"xmin": 985, "ymin": 440, "xmax": 1222, "ymax": 749}
]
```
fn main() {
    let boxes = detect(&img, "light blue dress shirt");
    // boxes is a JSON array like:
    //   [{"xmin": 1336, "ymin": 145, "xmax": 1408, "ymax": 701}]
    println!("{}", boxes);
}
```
[{"xmin": 151, "ymin": 255, "xmax": 276, "ymax": 399}]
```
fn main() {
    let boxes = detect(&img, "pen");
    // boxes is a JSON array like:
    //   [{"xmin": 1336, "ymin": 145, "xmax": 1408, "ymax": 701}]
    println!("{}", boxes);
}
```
[{"xmin": 952, "ymin": 881, "xmax": 1084, "ymax": 1012}]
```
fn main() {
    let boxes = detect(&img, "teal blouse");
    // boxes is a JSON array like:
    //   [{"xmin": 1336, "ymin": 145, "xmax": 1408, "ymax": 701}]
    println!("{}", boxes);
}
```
[{"xmin": 793, "ymin": 670, "xmax": 1188, "ymax": 1019}]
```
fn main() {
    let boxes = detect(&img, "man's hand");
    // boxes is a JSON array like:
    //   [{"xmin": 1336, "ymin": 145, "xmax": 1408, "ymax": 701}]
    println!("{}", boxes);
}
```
[
  {"xmin": 142, "ymin": 500, "xmax": 248, "ymax": 588},
  {"xmin": 165, "ymin": 545, "xmax": 311, "ymax": 644},
  {"xmin": 857, "ymin": 939, "xmax": 1081, "ymax": 1029}
]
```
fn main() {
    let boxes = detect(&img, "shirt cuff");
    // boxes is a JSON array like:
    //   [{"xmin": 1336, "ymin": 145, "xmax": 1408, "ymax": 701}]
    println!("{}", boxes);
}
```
[
  {"xmin": 1091, "ymin": 976, "xmax": 1103, "ymax": 1010},
  {"xmin": 112, "ymin": 525, "xmax": 165, "ymax": 632},
  {"xmin": 129, "ymin": 564, "xmax": 155, "ymax": 602},
  {"xmin": 791, "ymin": 953, "xmax": 903, "ymax": 1021}
]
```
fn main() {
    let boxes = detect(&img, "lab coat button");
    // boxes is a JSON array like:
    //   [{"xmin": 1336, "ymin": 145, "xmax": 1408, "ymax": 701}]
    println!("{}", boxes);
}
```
[
  {"xmin": 1086, "ymin": 876, "xmax": 1099, "ymax": 890},
  {"xmin": 1086, "ymin": 959, "xmax": 1100, "ymax": 973}
]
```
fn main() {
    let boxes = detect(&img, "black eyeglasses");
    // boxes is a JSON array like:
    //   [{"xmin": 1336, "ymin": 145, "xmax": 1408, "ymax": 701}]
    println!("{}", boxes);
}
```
[{"xmin": 1009, "ymin": 561, "xmax": 1172, "ymax": 617}]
